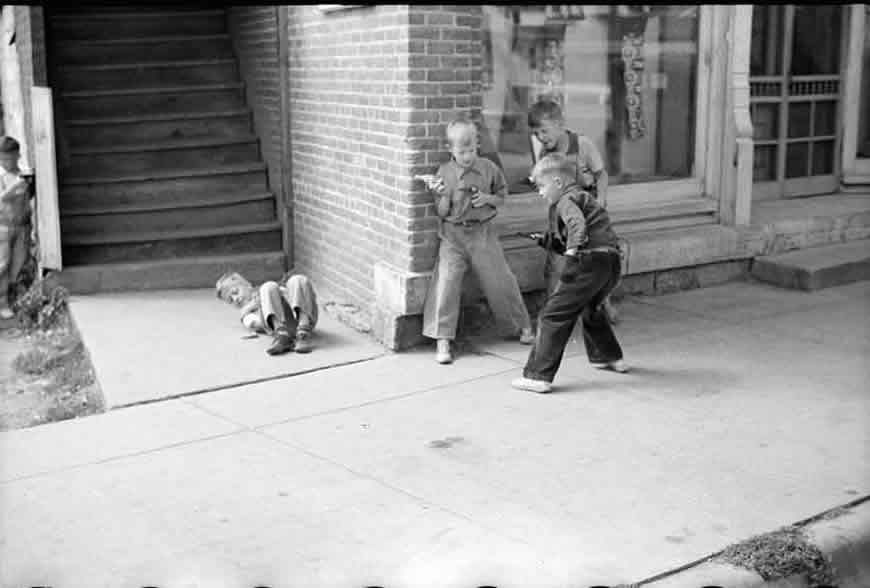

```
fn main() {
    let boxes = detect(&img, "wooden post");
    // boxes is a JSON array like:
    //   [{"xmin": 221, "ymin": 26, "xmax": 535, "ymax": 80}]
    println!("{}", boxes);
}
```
[
  {"xmin": 1, "ymin": 6, "xmax": 32, "ymax": 173},
  {"xmin": 277, "ymin": 5, "xmax": 293, "ymax": 272},
  {"xmin": 31, "ymin": 86, "xmax": 62, "ymax": 272}
]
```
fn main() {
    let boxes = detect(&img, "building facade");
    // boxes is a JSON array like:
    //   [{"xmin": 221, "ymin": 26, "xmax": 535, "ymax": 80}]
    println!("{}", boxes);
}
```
[{"xmin": 3, "ymin": 5, "xmax": 869, "ymax": 349}]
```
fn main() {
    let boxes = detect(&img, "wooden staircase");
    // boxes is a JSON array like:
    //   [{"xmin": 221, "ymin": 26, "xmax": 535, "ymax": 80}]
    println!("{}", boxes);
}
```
[{"xmin": 47, "ymin": 5, "xmax": 286, "ymax": 293}]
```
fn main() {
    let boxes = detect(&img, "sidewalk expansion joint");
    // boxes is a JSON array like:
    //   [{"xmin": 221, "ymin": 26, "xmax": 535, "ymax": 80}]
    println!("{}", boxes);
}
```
[{"xmin": 108, "ymin": 354, "xmax": 389, "ymax": 411}]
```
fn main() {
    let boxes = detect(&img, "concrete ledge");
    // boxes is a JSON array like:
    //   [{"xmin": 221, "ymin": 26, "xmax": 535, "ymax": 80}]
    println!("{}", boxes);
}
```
[
  {"xmin": 750, "ymin": 240, "xmax": 870, "ymax": 291},
  {"xmin": 643, "ymin": 499, "xmax": 870, "ymax": 588}
]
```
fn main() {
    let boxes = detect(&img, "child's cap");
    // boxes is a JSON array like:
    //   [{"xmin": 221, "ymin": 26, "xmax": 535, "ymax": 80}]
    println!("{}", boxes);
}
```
[
  {"xmin": 0, "ymin": 136, "xmax": 21, "ymax": 154},
  {"xmin": 215, "ymin": 271, "xmax": 253, "ymax": 300},
  {"xmin": 532, "ymin": 153, "xmax": 577, "ymax": 183},
  {"xmin": 527, "ymin": 99, "xmax": 564, "ymax": 128}
]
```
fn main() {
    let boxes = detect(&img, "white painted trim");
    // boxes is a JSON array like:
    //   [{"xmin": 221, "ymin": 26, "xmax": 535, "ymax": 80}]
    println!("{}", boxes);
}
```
[
  {"xmin": 841, "ymin": 5, "xmax": 866, "ymax": 176},
  {"xmin": 693, "ymin": 5, "xmax": 713, "ymax": 184},
  {"xmin": 32, "ymin": 86, "xmax": 62, "ymax": 271}
]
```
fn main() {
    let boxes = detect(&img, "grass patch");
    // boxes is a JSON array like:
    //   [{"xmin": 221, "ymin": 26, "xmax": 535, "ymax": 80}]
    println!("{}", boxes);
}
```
[{"xmin": 715, "ymin": 525, "xmax": 835, "ymax": 587}]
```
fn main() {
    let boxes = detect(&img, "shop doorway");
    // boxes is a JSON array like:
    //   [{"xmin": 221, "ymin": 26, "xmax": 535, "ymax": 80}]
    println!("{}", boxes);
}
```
[{"xmin": 749, "ymin": 5, "xmax": 846, "ymax": 199}]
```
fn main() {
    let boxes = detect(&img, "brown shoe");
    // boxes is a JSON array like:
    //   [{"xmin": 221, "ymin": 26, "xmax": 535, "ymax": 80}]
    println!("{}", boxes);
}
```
[
  {"xmin": 267, "ymin": 331, "xmax": 294, "ymax": 355},
  {"xmin": 294, "ymin": 330, "xmax": 313, "ymax": 353}
]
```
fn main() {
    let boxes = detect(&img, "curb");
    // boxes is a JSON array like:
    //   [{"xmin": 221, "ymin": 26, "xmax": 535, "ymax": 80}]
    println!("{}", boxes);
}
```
[{"xmin": 638, "ymin": 497, "xmax": 870, "ymax": 588}]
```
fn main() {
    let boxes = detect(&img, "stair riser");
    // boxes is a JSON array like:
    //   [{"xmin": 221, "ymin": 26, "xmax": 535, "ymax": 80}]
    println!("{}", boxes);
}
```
[
  {"xmin": 54, "ymin": 38, "xmax": 234, "ymax": 66},
  {"xmin": 57, "ymin": 62, "xmax": 239, "ymax": 92},
  {"xmin": 62, "ymin": 199, "xmax": 277, "ymax": 235},
  {"xmin": 63, "ymin": 229, "xmax": 283, "ymax": 265},
  {"xmin": 60, "ymin": 170, "xmax": 269, "ymax": 209},
  {"xmin": 69, "ymin": 142, "xmax": 261, "ymax": 177},
  {"xmin": 63, "ymin": 88, "xmax": 246, "ymax": 119},
  {"xmin": 50, "ymin": 13, "xmax": 226, "ymax": 41},
  {"xmin": 68, "ymin": 115, "xmax": 252, "ymax": 147},
  {"xmin": 57, "ymin": 253, "xmax": 287, "ymax": 295}
]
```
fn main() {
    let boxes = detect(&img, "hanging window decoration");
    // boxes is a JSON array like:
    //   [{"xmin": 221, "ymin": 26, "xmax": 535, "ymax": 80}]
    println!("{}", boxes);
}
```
[
  {"xmin": 622, "ymin": 32, "xmax": 646, "ymax": 140},
  {"xmin": 535, "ymin": 39, "xmax": 565, "ymax": 108},
  {"xmin": 544, "ymin": 5, "xmax": 585, "ymax": 21}
]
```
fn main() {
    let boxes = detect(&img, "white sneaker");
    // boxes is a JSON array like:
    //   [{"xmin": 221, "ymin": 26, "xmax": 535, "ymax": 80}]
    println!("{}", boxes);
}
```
[
  {"xmin": 593, "ymin": 359, "xmax": 629, "ymax": 373},
  {"xmin": 511, "ymin": 377, "xmax": 552, "ymax": 394},
  {"xmin": 519, "ymin": 327, "xmax": 535, "ymax": 345},
  {"xmin": 436, "ymin": 339, "xmax": 453, "ymax": 364},
  {"xmin": 0, "ymin": 307, "xmax": 13, "ymax": 320}
]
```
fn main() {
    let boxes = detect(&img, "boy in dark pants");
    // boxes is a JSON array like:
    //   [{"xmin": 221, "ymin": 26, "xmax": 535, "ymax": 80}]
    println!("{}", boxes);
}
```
[{"xmin": 512, "ymin": 153, "xmax": 627, "ymax": 394}]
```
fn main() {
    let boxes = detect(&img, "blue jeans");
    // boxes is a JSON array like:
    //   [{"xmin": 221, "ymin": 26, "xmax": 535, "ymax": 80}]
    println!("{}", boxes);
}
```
[{"xmin": 523, "ymin": 250, "xmax": 623, "ymax": 383}]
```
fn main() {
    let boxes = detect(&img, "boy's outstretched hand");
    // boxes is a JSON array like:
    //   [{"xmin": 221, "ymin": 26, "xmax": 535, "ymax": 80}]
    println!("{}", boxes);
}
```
[{"xmin": 414, "ymin": 174, "xmax": 446, "ymax": 194}]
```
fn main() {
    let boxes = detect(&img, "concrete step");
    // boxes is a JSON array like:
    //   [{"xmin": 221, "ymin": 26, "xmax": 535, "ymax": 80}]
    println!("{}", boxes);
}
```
[
  {"xmin": 61, "ymin": 192, "xmax": 277, "ymax": 235},
  {"xmin": 66, "ymin": 136, "xmax": 261, "ymax": 178},
  {"xmin": 66, "ymin": 110, "xmax": 253, "ymax": 146},
  {"xmin": 62, "ymin": 222, "xmax": 284, "ymax": 265},
  {"xmin": 750, "ymin": 239, "xmax": 870, "ymax": 291},
  {"xmin": 60, "ymin": 163, "xmax": 269, "ymax": 209},
  {"xmin": 61, "ymin": 84, "xmax": 246, "ymax": 119},
  {"xmin": 53, "ymin": 34, "xmax": 234, "ymax": 65},
  {"xmin": 49, "ymin": 10, "xmax": 227, "ymax": 41},
  {"xmin": 55, "ymin": 251, "xmax": 287, "ymax": 295},
  {"xmin": 55, "ymin": 59, "xmax": 239, "ymax": 92}
]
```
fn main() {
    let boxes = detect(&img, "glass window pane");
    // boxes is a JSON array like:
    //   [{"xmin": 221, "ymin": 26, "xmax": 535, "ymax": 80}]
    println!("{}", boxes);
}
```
[
  {"xmin": 787, "ymin": 103, "xmax": 811, "ymax": 138},
  {"xmin": 812, "ymin": 140, "xmax": 835, "ymax": 175},
  {"xmin": 753, "ymin": 145, "xmax": 777, "ymax": 182},
  {"xmin": 750, "ymin": 5, "xmax": 784, "ymax": 76},
  {"xmin": 786, "ymin": 142, "xmax": 809, "ymax": 178},
  {"xmin": 791, "ymin": 5, "xmax": 842, "ymax": 76},
  {"xmin": 479, "ymin": 5, "xmax": 699, "ymax": 190},
  {"xmin": 751, "ymin": 103, "xmax": 779, "ymax": 140},
  {"xmin": 813, "ymin": 101, "xmax": 836, "ymax": 137}
]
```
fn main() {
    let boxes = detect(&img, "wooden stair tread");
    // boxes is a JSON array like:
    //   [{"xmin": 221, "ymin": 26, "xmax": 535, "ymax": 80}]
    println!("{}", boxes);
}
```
[
  {"xmin": 61, "ymin": 58, "xmax": 235, "ymax": 71},
  {"xmin": 63, "ymin": 221, "xmax": 283, "ymax": 245},
  {"xmin": 56, "ymin": 33, "xmax": 230, "ymax": 46},
  {"xmin": 67, "ymin": 109, "xmax": 251, "ymax": 126},
  {"xmin": 62, "ymin": 83, "xmax": 244, "ymax": 98},
  {"xmin": 62, "ymin": 191, "xmax": 274, "ymax": 217},
  {"xmin": 62, "ymin": 162, "xmax": 267, "ymax": 185},
  {"xmin": 52, "ymin": 10, "xmax": 225, "ymax": 20},
  {"xmin": 68, "ymin": 134, "xmax": 258, "ymax": 155}
]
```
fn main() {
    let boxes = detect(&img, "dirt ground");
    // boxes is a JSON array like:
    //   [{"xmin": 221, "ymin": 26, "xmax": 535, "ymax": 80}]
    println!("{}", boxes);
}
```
[{"xmin": 0, "ymin": 309, "xmax": 105, "ymax": 432}]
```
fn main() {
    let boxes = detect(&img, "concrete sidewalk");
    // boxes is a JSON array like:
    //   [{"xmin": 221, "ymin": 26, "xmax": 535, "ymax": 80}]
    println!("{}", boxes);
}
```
[{"xmin": 1, "ymin": 279, "xmax": 868, "ymax": 588}]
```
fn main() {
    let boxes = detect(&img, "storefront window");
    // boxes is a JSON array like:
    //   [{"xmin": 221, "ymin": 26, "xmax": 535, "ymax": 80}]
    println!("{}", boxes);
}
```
[{"xmin": 479, "ymin": 5, "xmax": 700, "ymax": 191}]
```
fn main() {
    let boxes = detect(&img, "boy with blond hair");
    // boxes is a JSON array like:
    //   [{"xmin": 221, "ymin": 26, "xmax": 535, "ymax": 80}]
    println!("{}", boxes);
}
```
[
  {"xmin": 216, "ymin": 271, "xmax": 318, "ymax": 356},
  {"xmin": 0, "ymin": 137, "xmax": 32, "ymax": 320},
  {"xmin": 417, "ymin": 117, "xmax": 533, "ymax": 364},
  {"xmin": 512, "ymin": 153, "xmax": 627, "ymax": 394}
]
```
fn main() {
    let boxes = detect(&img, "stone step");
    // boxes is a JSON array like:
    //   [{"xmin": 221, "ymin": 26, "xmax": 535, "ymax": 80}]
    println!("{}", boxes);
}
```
[
  {"xmin": 62, "ymin": 222, "xmax": 284, "ymax": 265},
  {"xmin": 49, "ymin": 10, "xmax": 227, "ymax": 41},
  {"xmin": 55, "ymin": 251, "xmax": 287, "ymax": 295},
  {"xmin": 61, "ymin": 84, "xmax": 246, "ymax": 119},
  {"xmin": 61, "ymin": 192, "xmax": 277, "ymax": 235},
  {"xmin": 53, "ymin": 34, "xmax": 234, "ymax": 65},
  {"xmin": 60, "ymin": 162, "xmax": 269, "ymax": 209},
  {"xmin": 750, "ymin": 239, "xmax": 870, "ymax": 291},
  {"xmin": 66, "ymin": 110, "xmax": 253, "ymax": 146},
  {"xmin": 66, "ymin": 136, "xmax": 261, "ymax": 178},
  {"xmin": 55, "ymin": 59, "xmax": 239, "ymax": 92}
]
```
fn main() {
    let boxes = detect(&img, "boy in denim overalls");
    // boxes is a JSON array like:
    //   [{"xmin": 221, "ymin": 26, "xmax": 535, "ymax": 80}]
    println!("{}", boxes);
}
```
[
  {"xmin": 417, "ymin": 118, "xmax": 533, "ymax": 364},
  {"xmin": 0, "ymin": 137, "xmax": 32, "ymax": 320}
]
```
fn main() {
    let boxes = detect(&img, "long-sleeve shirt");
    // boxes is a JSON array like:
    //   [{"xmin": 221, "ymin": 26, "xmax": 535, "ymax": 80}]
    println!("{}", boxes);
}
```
[
  {"xmin": 549, "ymin": 184, "xmax": 619, "ymax": 252},
  {"xmin": 434, "ymin": 156, "xmax": 507, "ymax": 223}
]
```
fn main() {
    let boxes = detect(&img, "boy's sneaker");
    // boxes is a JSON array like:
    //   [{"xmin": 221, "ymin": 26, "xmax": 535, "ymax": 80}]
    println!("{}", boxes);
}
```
[
  {"xmin": 519, "ymin": 327, "xmax": 535, "ymax": 345},
  {"xmin": 0, "ymin": 307, "xmax": 13, "ymax": 320},
  {"xmin": 267, "ymin": 331, "xmax": 294, "ymax": 356},
  {"xmin": 294, "ymin": 330, "xmax": 313, "ymax": 354},
  {"xmin": 436, "ymin": 339, "xmax": 453, "ymax": 364},
  {"xmin": 511, "ymin": 377, "xmax": 552, "ymax": 394},
  {"xmin": 593, "ymin": 359, "xmax": 629, "ymax": 373}
]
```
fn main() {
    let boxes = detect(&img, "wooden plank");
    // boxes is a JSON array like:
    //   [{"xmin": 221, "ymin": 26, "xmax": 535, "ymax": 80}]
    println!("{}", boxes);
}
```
[{"xmin": 31, "ymin": 86, "xmax": 62, "ymax": 271}]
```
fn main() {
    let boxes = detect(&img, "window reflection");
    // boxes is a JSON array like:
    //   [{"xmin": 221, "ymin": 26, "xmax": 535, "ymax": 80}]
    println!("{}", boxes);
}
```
[{"xmin": 479, "ymin": 5, "xmax": 700, "ymax": 191}]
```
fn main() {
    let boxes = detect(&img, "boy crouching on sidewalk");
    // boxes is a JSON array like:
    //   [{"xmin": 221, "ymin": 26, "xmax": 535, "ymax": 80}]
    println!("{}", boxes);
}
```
[
  {"xmin": 417, "ymin": 117, "xmax": 533, "ymax": 364},
  {"xmin": 512, "ymin": 153, "xmax": 627, "ymax": 394},
  {"xmin": 216, "ymin": 272, "xmax": 318, "ymax": 355}
]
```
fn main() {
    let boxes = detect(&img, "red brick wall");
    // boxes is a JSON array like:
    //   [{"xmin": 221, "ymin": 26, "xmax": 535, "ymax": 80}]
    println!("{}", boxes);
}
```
[
  {"xmin": 227, "ymin": 7, "xmax": 284, "ymax": 211},
  {"xmin": 287, "ymin": 4, "xmax": 483, "ymax": 309}
]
